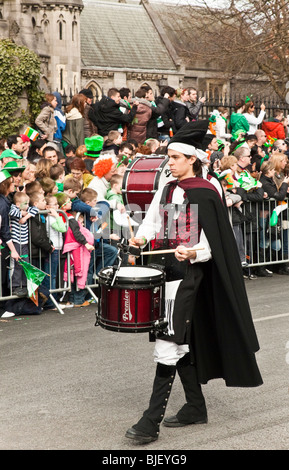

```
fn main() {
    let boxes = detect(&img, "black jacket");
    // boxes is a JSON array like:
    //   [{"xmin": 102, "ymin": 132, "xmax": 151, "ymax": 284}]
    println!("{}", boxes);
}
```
[
  {"xmin": 88, "ymin": 96, "xmax": 137, "ymax": 136},
  {"xmin": 146, "ymin": 97, "xmax": 169, "ymax": 139},
  {"xmin": 171, "ymin": 100, "xmax": 190, "ymax": 131},
  {"xmin": 30, "ymin": 214, "xmax": 54, "ymax": 258},
  {"xmin": 260, "ymin": 174, "xmax": 288, "ymax": 201}
]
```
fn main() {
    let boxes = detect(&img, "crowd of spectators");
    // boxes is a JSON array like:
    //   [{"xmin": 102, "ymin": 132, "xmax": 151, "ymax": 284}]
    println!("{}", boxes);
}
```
[{"xmin": 1, "ymin": 87, "xmax": 289, "ymax": 317}]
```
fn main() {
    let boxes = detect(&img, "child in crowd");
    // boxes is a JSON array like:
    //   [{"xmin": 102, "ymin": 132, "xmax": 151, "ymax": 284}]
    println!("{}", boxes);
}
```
[
  {"xmin": 56, "ymin": 192, "xmax": 94, "ymax": 307},
  {"xmin": 63, "ymin": 177, "xmax": 101, "ymax": 229},
  {"xmin": 39, "ymin": 176, "xmax": 58, "ymax": 196},
  {"xmin": 106, "ymin": 173, "xmax": 125, "ymax": 236},
  {"xmin": 106, "ymin": 174, "xmax": 124, "ymax": 206},
  {"xmin": 29, "ymin": 191, "xmax": 55, "ymax": 306},
  {"xmin": 103, "ymin": 130, "xmax": 122, "ymax": 155},
  {"xmin": 49, "ymin": 163, "xmax": 66, "ymax": 192},
  {"xmin": 25, "ymin": 180, "xmax": 45, "ymax": 197},
  {"xmin": 219, "ymin": 155, "xmax": 240, "ymax": 195},
  {"xmin": 105, "ymin": 174, "xmax": 136, "ymax": 265},
  {"xmin": 43, "ymin": 195, "xmax": 68, "ymax": 308},
  {"xmin": 79, "ymin": 187, "xmax": 118, "ymax": 288},
  {"xmin": 9, "ymin": 191, "xmax": 39, "ymax": 296},
  {"xmin": 116, "ymin": 155, "xmax": 131, "ymax": 175}
]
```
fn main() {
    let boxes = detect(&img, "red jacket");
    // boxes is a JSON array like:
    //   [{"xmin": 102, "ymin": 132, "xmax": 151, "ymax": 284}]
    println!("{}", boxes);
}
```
[{"xmin": 262, "ymin": 119, "xmax": 285, "ymax": 140}]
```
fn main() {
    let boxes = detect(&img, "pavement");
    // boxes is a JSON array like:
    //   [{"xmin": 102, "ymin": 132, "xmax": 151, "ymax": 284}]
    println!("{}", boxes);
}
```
[{"xmin": 1, "ymin": 274, "xmax": 289, "ymax": 452}]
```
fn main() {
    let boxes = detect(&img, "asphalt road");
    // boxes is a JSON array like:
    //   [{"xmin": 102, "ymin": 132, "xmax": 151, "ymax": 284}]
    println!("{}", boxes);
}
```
[{"xmin": 1, "ymin": 274, "xmax": 289, "ymax": 452}]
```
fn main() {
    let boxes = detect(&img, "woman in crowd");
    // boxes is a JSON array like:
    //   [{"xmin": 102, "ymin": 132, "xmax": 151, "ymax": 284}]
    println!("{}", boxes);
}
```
[
  {"xmin": 62, "ymin": 94, "xmax": 86, "ymax": 152},
  {"xmin": 35, "ymin": 93, "xmax": 58, "ymax": 141},
  {"xmin": 21, "ymin": 163, "xmax": 37, "ymax": 187},
  {"xmin": 228, "ymin": 100, "xmax": 249, "ymax": 141},
  {"xmin": 0, "ymin": 170, "xmax": 20, "ymax": 297},
  {"xmin": 35, "ymin": 158, "xmax": 54, "ymax": 180},
  {"xmin": 27, "ymin": 139, "xmax": 47, "ymax": 164},
  {"xmin": 65, "ymin": 157, "xmax": 94, "ymax": 189},
  {"xmin": 243, "ymin": 100, "xmax": 266, "ymax": 134}
]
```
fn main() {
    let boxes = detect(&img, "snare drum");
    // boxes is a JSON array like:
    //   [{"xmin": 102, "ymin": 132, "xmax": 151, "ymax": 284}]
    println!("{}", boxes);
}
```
[
  {"xmin": 97, "ymin": 266, "xmax": 165, "ymax": 333},
  {"xmin": 122, "ymin": 155, "xmax": 175, "ymax": 211}
]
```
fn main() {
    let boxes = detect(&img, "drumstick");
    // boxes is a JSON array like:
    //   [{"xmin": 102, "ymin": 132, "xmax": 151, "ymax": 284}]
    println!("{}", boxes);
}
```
[
  {"xmin": 127, "ymin": 214, "xmax": 134, "ymax": 240},
  {"xmin": 141, "ymin": 247, "xmax": 204, "ymax": 255}
]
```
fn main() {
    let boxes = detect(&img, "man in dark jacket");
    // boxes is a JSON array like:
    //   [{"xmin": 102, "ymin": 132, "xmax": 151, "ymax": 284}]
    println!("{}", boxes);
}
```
[
  {"xmin": 155, "ymin": 86, "xmax": 176, "ymax": 139},
  {"xmin": 88, "ymin": 88, "xmax": 138, "ymax": 138}
]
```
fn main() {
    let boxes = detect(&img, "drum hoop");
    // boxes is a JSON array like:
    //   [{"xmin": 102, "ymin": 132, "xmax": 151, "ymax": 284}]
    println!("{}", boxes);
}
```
[
  {"xmin": 98, "ymin": 266, "xmax": 165, "ymax": 286},
  {"xmin": 97, "ymin": 318, "xmax": 155, "ymax": 333}
]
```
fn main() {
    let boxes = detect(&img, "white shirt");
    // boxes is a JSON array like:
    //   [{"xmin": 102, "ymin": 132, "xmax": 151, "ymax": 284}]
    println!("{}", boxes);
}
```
[
  {"xmin": 88, "ymin": 176, "xmax": 118, "ymax": 209},
  {"xmin": 215, "ymin": 116, "xmax": 231, "ymax": 143},
  {"xmin": 243, "ymin": 110, "xmax": 266, "ymax": 134},
  {"xmin": 136, "ymin": 184, "xmax": 212, "ymax": 263}
]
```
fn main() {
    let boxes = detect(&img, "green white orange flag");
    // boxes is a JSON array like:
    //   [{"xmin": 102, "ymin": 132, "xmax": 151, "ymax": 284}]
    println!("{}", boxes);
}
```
[{"xmin": 18, "ymin": 259, "xmax": 47, "ymax": 306}]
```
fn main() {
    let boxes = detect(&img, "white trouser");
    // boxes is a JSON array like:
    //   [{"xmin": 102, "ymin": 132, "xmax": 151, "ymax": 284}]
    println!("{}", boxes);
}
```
[{"xmin": 153, "ymin": 338, "xmax": 189, "ymax": 366}]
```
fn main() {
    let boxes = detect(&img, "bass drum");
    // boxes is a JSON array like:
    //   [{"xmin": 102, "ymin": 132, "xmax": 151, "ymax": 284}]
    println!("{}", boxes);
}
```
[{"xmin": 122, "ymin": 155, "xmax": 175, "ymax": 212}]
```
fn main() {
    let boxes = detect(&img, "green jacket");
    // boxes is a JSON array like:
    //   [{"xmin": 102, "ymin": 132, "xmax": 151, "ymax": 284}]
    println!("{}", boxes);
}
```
[{"xmin": 228, "ymin": 113, "xmax": 249, "ymax": 141}]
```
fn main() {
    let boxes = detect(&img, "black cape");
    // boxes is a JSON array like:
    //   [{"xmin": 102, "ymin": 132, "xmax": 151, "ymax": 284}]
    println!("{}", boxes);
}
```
[{"xmin": 153, "ymin": 178, "xmax": 263, "ymax": 388}]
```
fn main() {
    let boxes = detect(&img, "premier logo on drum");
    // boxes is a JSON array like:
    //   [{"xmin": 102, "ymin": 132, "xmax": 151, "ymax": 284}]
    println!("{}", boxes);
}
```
[{"xmin": 123, "ymin": 290, "xmax": 133, "ymax": 322}]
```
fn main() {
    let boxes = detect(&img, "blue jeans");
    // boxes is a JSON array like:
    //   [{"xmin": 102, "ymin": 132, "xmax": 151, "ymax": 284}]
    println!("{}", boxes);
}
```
[
  {"xmin": 259, "ymin": 216, "xmax": 281, "ymax": 251},
  {"xmin": 43, "ymin": 250, "xmax": 60, "ymax": 306},
  {"xmin": 94, "ymin": 240, "xmax": 118, "ymax": 275}
]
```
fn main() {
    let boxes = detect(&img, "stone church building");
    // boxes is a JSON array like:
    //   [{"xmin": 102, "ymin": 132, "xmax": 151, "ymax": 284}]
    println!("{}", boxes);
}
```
[{"xmin": 0, "ymin": 0, "xmax": 269, "ymax": 102}]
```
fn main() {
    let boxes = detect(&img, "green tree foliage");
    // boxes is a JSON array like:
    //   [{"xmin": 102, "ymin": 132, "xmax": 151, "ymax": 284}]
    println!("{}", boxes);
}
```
[{"xmin": 0, "ymin": 39, "xmax": 44, "ymax": 138}]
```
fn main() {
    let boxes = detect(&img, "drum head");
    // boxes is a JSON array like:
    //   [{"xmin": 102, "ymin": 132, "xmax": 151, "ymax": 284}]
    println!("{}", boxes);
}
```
[{"xmin": 99, "ymin": 265, "xmax": 165, "ymax": 286}]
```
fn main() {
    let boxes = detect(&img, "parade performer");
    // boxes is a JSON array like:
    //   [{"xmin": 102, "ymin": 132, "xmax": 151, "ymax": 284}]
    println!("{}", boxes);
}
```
[{"xmin": 125, "ymin": 121, "xmax": 263, "ymax": 445}]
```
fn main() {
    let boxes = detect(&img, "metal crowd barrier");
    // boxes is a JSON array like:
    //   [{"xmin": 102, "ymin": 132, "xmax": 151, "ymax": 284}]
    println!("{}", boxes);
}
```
[
  {"xmin": 231, "ymin": 197, "xmax": 289, "ymax": 268},
  {"xmin": 2, "ymin": 198, "xmax": 288, "ymax": 317},
  {"xmin": 0, "ymin": 210, "xmax": 71, "ymax": 315}
]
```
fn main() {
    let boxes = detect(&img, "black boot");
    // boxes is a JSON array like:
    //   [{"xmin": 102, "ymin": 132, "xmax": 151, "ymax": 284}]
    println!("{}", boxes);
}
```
[
  {"xmin": 125, "ymin": 363, "xmax": 176, "ymax": 444},
  {"xmin": 163, "ymin": 353, "xmax": 208, "ymax": 427}
]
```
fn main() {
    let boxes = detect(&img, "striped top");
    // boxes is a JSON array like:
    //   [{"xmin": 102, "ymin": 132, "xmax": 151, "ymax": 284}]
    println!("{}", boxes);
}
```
[{"xmin": 9, "ymin": 204, "xmax": 39, "ymax": 244}]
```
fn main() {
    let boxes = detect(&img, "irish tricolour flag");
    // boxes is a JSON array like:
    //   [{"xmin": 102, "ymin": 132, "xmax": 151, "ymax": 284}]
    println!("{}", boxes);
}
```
[{"xmin": 24, "ymin": 126, "xmax": 39, "ymax": 141}]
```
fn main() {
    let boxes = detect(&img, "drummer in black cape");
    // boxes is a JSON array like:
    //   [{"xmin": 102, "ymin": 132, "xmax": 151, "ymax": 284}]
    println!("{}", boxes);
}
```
[{"xmin": 125, "ymin": 120, "xmax": 263, "ymax": 445}]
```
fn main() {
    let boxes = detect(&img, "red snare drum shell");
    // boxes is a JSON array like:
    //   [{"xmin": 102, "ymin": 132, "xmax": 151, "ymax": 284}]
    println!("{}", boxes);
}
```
[{"xmin": 97, "ymin": 266, "xmax": 165, "ymax": 333}]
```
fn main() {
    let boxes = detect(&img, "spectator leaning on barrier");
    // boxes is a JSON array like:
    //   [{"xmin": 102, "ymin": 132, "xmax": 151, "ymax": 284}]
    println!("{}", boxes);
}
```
[
  {"xmin": 259, "ymin": 160, "xmax": 289, "ymax": 276},
  {"xmin": 0, "ymin": 170, "xmax": 21, "ymax": 298},
  {"xmin": 9, "ymin": 192, "xmax": 39, "ymax": 297}
]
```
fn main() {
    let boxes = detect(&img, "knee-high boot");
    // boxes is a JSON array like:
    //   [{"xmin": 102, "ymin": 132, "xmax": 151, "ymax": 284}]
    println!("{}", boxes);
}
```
[
  {"xmin": 163, "ymin": 353, "xmax": 208, "ymax": 427},
  {"xmin": 125, "ymin": 363, "xmax": 176, "ymax": 444}
]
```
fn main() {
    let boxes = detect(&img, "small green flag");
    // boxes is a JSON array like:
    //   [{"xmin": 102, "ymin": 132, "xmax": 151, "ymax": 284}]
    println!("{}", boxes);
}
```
[{"xmin": 18, "ymin": 259, "xmax": 47, "ymax": 305}]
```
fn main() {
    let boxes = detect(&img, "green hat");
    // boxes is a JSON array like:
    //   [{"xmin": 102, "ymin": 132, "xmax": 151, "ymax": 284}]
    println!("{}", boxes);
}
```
[
  {"xmin": 245, "ymin": 95, "xmax": 253, "ymax": 103},
  {"xmin": 0, "ymin": 149, "xmax": 23, "ymax": 160},
  {"xmin": 84, "ymin": 135, "xmax": 104, "ymax": 158},
  {"xmin": 3, "ymin": 161, "xmax": 26, "ymax": 172},
  {"xmin": 0, "ymin": 169, "xmax": 12, "ymax": 183}
]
